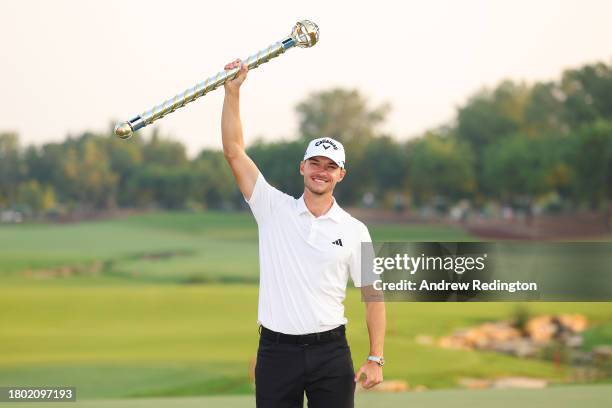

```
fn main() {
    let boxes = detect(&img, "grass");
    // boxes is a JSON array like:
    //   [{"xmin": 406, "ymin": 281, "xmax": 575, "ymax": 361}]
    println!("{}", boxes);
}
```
[
  {"xmin": 0, "ymin": 211, "xmax": 611, "ymax": 400},
  {"xmin": 1, "ymin": 284, "xmax": 611, "ymax": 397},
  {"xmin": 0, "ymin": 211, "xmax": 473, "ymax": 286},
  {"xmin": 88, "ymin": 386, "xmax": 612, "ymax": 408},
  {"xmin": 10, "ymin": 385, "xmax": 612, "ymax": 408}
]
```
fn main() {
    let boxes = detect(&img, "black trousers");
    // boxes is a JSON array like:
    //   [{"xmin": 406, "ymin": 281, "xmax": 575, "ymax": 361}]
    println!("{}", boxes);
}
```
[{"xmin": 255, "ymin": 325, "xmax": 356, "ymax": 408}]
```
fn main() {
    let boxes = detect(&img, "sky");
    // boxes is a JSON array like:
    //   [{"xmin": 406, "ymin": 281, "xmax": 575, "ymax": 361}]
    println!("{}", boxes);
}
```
[{"xmin": 1, "ymin": 0, "xmax": 611, "ymax": 157}]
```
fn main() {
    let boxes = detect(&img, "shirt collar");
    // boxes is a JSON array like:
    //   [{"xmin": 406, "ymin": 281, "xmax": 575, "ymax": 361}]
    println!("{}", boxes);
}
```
[{"xmin": 296, "ymin": 194, "xmax": 344, "ymax": 223}]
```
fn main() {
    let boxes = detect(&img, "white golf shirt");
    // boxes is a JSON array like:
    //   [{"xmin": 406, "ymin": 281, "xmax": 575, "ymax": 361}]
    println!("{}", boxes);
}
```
[{"xmin": 246, "ymin": 172, "xmax": 373, "ymax": 335}]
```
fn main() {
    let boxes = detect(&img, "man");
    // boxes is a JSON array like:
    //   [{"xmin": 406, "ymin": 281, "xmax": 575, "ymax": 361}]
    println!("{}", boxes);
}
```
[{"xmin": 221, "ymin": 58, "xmax": 385, "ymax": 408}]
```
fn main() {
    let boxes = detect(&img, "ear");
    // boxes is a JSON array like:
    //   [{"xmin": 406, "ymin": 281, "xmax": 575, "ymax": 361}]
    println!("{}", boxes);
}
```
[
  {"xmin": 299, "ymin": 160, "xmax": 305, "ymax": 176},
  {"xmin": 337, "ymin": 168, "xmax": 346, "ymax": 183}
]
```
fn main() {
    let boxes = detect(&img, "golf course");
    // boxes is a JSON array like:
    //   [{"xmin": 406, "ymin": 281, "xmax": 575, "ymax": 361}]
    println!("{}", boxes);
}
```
[{"xmin": 1, "ymin": 212, "xmax": 611, "ymax": 406}]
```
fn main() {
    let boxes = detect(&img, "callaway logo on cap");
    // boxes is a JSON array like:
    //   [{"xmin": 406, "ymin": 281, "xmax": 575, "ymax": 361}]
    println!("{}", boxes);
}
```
[{"xmin": 303, "ymin": 137, "xmax": 346, "ymax": 168}]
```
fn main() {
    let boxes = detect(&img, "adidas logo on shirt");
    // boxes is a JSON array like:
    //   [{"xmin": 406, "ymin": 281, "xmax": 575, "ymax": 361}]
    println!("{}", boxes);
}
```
[{"xmin": 332, "ymin": 239, "xmax": 343, "ymax": 247}]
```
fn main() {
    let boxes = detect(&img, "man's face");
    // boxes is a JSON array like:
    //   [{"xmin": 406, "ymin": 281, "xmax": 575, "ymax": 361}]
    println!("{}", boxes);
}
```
[{"xmin": 300, "ymin": 156, "xmax": 346, "ymax": 195}]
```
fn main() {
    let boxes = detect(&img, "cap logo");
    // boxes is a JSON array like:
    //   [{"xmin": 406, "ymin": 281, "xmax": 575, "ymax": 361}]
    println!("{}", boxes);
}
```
[{"xmin": 315, "ymin": 139, "xmax": 338, "ymax": 150}]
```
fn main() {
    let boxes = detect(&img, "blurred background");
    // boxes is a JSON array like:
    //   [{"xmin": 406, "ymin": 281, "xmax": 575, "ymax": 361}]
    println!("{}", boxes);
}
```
[{"xmin": 1, "ymin": 0, "xmax": 611, "ymax": 406}]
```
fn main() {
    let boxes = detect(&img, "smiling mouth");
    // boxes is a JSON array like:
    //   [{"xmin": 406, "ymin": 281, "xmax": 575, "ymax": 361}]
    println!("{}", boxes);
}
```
[{"xmin": 311, "ymin": 176, "xmax": 329, "ymax": 184}]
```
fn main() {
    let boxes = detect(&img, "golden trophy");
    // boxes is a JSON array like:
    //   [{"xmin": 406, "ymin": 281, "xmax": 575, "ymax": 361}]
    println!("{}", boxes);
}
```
[{"xmin": 114, "ymin": 20, "xmax": 319, "ymax": 139}]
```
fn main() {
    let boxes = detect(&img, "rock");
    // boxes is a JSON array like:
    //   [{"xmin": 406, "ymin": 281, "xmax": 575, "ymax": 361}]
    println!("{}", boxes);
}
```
[
  {"xmin": 492, "ymin": 377, "xmax": 547, "ymax": 389},
  {"xmin": 526, "ymin": 314, "xmax": 588, "ymax": 344},
  {"xmin": 436, "ymin": 314, "xmax": 588, "ymax": 361},
  {"xmin": 491, "ymin": 338, "xmax": 539, "ymax": 358},
  {"xmin": 457, "ymin": 377, "xmax": 492, "ymax": 389},
  {"xmin": 592, "ymin": 345, "xmax": 612, "ymax": 360},
  {"xmin": 466, "ymin": 327, "xmax": 491, "ymax": 348},
  {"xmin": 415, "ymin": 335, "xmax": 434, "ymax": 346},
  {"xmin": 480, "ymin": 322, "xmax": 521, "ymax": 342},
  {"xmin": 558, "ymin": 314, "xmax": 588, "ymax": 332},
  {"xmin": 526, "ymin": 315, "xmax": 557, "ymax": 343},
  {"xmin": 438, "ymin": 335, "xmax": 470, "ymax": 350},
  {"xmin": 564, "ymin": 334, "xmax": 583, "ymax": 348},
  {"xmin": 570, "ymin": 350, "xmax": 593, "ymax": 365}
]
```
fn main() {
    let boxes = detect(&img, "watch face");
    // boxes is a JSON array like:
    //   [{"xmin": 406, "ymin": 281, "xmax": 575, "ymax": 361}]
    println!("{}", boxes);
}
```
[{"xmin": 378, "ymin": 357, "xmax": 385, "ymax": 366}]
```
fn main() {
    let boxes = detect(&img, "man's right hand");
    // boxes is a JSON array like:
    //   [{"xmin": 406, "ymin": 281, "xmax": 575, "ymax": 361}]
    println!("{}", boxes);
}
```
[{"xmin": 223, "ymin": 59, "xmax": 248, "ymax": 95}]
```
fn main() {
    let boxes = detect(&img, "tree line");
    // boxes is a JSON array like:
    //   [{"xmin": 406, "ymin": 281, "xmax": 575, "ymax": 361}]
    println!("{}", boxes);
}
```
[{"xmin": 0, "ymin": 60, "xmax": 611, "ymax": 219}]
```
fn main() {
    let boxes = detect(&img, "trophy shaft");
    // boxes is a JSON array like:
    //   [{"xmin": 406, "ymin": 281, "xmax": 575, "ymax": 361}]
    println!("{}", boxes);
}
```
[{"xmin": 140, "ymin": 41, "xmax": 288, "ymax": 129}]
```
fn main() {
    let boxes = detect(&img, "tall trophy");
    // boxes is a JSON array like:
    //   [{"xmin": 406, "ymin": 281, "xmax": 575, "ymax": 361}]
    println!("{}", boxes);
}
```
[{"xmin": 114, "ymin": 20, "xmax": 319, "ymax": 139}]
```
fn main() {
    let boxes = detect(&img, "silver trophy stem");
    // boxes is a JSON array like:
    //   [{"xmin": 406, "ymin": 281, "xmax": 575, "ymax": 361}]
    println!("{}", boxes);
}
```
[{"xmin": 115, "ymin": 20, "xmax": 318, "ymax": 139}]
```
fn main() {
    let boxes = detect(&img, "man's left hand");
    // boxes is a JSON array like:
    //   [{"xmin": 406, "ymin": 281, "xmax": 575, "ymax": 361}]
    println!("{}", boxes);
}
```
[{"xmin": 354, "ymin": 361, "xmax": 383, "ymax": 389}]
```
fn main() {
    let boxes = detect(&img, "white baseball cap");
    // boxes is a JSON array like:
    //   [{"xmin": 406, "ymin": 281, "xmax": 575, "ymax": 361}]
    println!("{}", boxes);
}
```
[{"xmin": 303, "ymin": 137, "xmax": 346, "ymax": 169}]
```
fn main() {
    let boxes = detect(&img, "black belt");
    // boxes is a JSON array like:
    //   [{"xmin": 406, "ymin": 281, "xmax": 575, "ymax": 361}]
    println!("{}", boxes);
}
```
[{"xmin": 259, "ymin": 325, "xmax": 345, "ymax": 345}]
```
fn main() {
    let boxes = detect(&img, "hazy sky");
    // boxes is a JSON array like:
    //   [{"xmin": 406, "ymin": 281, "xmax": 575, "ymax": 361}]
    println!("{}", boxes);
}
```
[{"xmin": 1, "ymin": 0, "xmax": 611, "ymax": 156}]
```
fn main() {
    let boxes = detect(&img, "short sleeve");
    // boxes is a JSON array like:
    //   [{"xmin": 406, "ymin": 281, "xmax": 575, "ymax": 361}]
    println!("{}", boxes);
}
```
[
  {"xmin": 349, "ymin": 223, "xmax": 378, "ymax": 288},
  {"xmin": 244, "ymin": 172, "xmax": 289, "ymax": 224}
]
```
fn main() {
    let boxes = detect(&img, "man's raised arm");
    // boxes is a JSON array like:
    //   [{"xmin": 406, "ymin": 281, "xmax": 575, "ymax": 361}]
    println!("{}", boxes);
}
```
[{"xmin": 222, "ymin": 59, "xmax": 260, "ymax": 201}]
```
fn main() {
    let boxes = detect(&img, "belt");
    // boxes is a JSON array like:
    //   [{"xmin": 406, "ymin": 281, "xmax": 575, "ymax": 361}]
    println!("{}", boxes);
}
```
[{"xmin": 259, "ymin": 325, "xmax": 345, "ymax": 345}]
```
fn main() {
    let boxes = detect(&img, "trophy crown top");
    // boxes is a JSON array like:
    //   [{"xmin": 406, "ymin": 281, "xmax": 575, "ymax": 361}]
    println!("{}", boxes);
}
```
[{"xmin": 292, "ymin": 20, "xmax": 319, "ymax": 48}]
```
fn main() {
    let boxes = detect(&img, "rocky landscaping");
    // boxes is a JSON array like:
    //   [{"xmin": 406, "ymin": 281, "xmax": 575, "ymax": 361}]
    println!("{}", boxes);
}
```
[{"xmin": 415, "ymin": 313, "xmax": 612, "ymax": 389}]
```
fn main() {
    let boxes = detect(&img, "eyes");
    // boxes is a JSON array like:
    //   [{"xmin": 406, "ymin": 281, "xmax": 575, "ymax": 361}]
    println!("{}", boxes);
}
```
[{"xmin": 308, "ymin": 159, "xmax": 338, "ymax": 171}]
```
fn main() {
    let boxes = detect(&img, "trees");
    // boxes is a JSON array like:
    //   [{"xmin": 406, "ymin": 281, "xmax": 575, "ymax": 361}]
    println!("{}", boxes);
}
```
[
  {"xmin": 295, "ymin": 88, "xmax": 392, "ymax": 203},
  {"xmin": 107, "ymin": 134, "xmax": 144, "ymax": 207},
  {"xmin": 523, "ymin": 82, "xmax": 568, "ymax": 136},
  {"xmin": 127, "ymin": 164, "xmax": 192, "ymax": 209},
  {"xmin": 457, "ymin": 81, "xmax": 529, "ymax": 152},
  {"xmin": 456, "ymin": 81, "xmax": 529, "ymax": 196},
  {"xmin": 17, "ymin": 180, "xmax": 56, "ymax": 216},
  {"xmin": 561, "ymin": 62, "xmax": 612, "ymax": 128},
  {"xmin": 363, "ymin": 135, "xmax": 409, "ymax": 194},
  {"xmin": 296, "ymin": 88, "xmax": 390, "ymax": 147},
  {"xmin": 191, "ymin": 150, "xmax": 235, "ymax": 209},
  {"xmin": 142, "ymin": 129, "xmax": 188, "ymax": 167},
  {"xmin": 566, "ymin": 121, "xmax": 612, "ymax": 210},
  {"xmin": 408, "ymin": 133, "xmax": 475, "ymax": 207},
  {"xmin": 482, "ymin": 134, "xmax": 570, "ymax": 208},
  {"xmin": 61, "ymin": 137, "xmax": 118, "ymax": 209},
  {"xmin": 247, "ymin": 139, "xmax": 304, "ymax": 198},
  {"xmin": 1, "ymin": 60, "xmax": 611, "ymax": 217},
  {"xmin": 0, "ymin": 133, "xmax": 22, "ymax": 207}
]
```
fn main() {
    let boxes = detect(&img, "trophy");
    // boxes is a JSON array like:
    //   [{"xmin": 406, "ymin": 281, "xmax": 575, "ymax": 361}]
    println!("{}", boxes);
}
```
[{"xmin": 114, "ymin": 20, "xmax": 319, "ymax": 139}]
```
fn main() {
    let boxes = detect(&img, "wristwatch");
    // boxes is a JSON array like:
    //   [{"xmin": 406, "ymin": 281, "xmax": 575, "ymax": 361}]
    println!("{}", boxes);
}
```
[{"xmin": 367, "ymin": 355, "xmax": 385, "ymax": 367}]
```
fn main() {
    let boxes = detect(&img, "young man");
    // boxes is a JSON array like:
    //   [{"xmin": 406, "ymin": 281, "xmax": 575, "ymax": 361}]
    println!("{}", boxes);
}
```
[{"xmin": 221, "ymin": 59, "xmax": 385, "ymax": 408}]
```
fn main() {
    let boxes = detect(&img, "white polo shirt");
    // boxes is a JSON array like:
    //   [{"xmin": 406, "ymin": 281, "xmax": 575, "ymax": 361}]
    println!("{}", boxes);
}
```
[{"xmin": 245, "ymin": 172, "xmax": 373, "ymax": 335}]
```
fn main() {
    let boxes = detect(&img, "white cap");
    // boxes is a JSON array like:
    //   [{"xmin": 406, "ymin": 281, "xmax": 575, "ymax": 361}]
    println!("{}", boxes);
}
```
[{"xmin": 303, "ymin": 137, "xmax": 346, "ymax": 168}]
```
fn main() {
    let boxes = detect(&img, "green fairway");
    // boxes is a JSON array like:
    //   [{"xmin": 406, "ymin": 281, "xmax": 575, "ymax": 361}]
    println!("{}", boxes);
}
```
[
  {"xmin": 0, "ymin": 212, "xmax": 259, "ymax": 283},
  {"xmin": 1, "ymin": 284, "xmax": 611, "ymax": 397},
  {"xmin": 0, "ymin": 211, "xmax": 472, "ymax": 285},
  {"xmin": 1, "ymin": 212, "xmax": 611, "ymax": 399}
]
